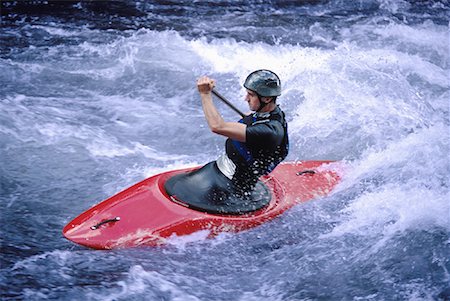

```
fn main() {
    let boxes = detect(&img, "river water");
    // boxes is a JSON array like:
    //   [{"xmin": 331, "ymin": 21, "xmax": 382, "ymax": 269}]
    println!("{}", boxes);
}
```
[{"xmin": 1, "ymin": 1, "xmax": 449, "ymax": 300}]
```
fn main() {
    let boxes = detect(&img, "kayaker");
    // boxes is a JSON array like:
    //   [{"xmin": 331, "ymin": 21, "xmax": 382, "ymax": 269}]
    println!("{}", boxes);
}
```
[{"xmin": 165, "ymin": 70, "xmax": 288, "ymax": 213}]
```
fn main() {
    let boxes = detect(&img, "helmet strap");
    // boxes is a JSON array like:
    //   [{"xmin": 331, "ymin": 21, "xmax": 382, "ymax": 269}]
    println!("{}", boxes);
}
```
[{"xmin": 256, "ymin": 95, "xmax": 272, "ymax": 112}]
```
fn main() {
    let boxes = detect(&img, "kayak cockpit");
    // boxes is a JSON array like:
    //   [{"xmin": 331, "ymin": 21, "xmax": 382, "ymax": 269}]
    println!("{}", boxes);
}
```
[{"xmin": 164, "ymin": 162, "xmax": 271, "ymax": 215}]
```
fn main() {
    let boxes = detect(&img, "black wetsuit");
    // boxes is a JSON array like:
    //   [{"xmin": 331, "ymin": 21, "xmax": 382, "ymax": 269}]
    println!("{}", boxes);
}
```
[
  {"xmin": 225, "ymin": 105, "xmax": 289, "ymax": 194},
  {"xmin": 165, "ymin": 105, "xmax": 288, "ymax": 214}
]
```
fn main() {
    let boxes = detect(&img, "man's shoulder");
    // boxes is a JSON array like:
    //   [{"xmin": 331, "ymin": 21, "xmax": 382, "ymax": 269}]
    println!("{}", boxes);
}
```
[{"xmin": 246, "ymin": 116, "xmax": 284, "ymax": 144}]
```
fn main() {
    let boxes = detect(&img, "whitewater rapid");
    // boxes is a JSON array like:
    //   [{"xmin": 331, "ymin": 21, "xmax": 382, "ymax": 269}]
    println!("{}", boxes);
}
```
[{"xmin": 1, "ymin": 1, "xmax": 449, "ymax": 300}]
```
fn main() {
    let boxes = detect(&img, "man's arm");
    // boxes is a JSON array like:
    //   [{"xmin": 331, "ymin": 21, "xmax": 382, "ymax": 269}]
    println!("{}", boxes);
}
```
[{"xmin": 197, "ymin": 76, "xmax": 246, "ymax": 142}]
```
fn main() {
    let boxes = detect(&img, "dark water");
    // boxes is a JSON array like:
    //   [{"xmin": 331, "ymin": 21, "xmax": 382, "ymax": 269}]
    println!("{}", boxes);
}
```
[{"xmin": 1, "ymin": 1, "xmax": 449, "ymax": 300}]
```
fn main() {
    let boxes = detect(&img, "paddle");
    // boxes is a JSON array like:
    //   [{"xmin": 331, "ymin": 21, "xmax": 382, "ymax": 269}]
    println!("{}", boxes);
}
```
[{"xmin": 212, "ymin": 89, "xmax": 246, "ymax": 118}]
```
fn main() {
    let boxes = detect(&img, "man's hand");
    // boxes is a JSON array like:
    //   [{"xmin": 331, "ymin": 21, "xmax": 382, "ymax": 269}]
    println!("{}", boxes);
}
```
[
  {"xmin": 197, "ymin": 76, "xmax": 215, "ymax": 95},
  {"xmin": 197, "ymin": 76, "xmax": 246, "ymax": 142}
]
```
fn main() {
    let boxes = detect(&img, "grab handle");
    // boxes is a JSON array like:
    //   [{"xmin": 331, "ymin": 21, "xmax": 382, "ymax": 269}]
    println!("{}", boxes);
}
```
[
  {"xmin": 90, "ymin": 216, "xmax": 121, "ymax": 230},
  {"xmin": 296, "ymin": 170, "xmax": 316, "ymax": 176}
]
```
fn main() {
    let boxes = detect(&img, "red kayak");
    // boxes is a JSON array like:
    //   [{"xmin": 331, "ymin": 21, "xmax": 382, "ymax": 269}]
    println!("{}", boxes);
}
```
[{"xmin": 63, "ymin": 161, "xmax": 341, "ymax": 249}]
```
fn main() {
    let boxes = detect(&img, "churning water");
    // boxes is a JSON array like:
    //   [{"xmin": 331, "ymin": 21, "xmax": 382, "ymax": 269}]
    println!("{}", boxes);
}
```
[{"xmin": 1, "ymin": 1, "xmax": 449, "ymax": 300}]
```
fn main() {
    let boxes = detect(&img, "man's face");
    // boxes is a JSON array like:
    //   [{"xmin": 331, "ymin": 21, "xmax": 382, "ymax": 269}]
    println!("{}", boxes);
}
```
[{"xmin": 245, "ymin": 89, "xmax": 261, "ymax": 111}]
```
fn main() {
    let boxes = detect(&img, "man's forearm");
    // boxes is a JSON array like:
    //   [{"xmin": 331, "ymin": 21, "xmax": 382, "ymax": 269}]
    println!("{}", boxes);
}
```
[
  {"xmin": 200, "ymin": 92, "xmax": 225, "ymax": 133},
  {"xmin": 197, "ymin": 76, "xmax": 246, "ymax": 142}
]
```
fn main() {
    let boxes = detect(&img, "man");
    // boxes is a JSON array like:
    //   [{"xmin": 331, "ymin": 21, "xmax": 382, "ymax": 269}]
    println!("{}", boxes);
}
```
[{"xmin": 165, "ymin": 70, "xmax": 289, "ymax": 214}]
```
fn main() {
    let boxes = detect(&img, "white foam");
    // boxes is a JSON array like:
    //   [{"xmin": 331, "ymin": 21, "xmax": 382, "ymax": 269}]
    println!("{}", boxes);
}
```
[
  {"xmin": 31, "ymin": 24, "xmax": 84, "ymax": 37},
  {"xmin": 378, "ymin": 0, "xmax": 411, "ymax": 13},
  {"xmin": 372, "ymin": 21, "xmax": 449, "ymax": 56},
  {"xmin": 323, "ymin": 123, "xmax": 450, "ymax": 249},
  {"xmin": 166, "ymin": 230, "xmax": 211, "ymax": 250},
  {"xmin": 142, "ymin": 161, "xmax": 201, "ymax": 177},
  {"xmin": 88, "ymin": 265, "xmax": 201, "ymax": 301},
  {"xmin": 12, "ymin": 250, "xmax": 73, "ymax": 278},
  {"xmin": 341, "ymin": 123, "xmax": 449, "ymax": 189},
  {"xmin": 329, "ymin": 185, "xmax": 449, "ymax": 237},
  {"xmin": 189, "ymin": 37, "xmax": 332, "ymax": 83},
  {"xmin": 86, "ymin": 140, "xmax": 187, "ymax": 160}
]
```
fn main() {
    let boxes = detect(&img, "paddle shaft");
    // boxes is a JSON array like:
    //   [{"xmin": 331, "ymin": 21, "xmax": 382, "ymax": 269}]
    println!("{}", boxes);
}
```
[{"xmin": 211, "ymin": 89, "xmax": 246, "ymax": 118}]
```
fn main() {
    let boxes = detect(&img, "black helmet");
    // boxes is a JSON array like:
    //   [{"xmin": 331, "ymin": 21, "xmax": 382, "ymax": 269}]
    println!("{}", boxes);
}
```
[{"xmin": 243, "ymin": 69, "xmax": 281, "ymax": 97}]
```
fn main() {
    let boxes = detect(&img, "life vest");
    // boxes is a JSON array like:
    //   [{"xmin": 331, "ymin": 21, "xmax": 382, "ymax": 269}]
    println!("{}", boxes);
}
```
[{"xmin": 225, "ymin": 106, "xmax": 289, "ymax": 191}]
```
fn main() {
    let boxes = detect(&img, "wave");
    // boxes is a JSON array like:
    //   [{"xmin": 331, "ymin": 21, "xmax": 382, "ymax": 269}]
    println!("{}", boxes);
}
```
[{"xmin": 1, "ymin": 3, "xmax": 449, "ymax": 299}]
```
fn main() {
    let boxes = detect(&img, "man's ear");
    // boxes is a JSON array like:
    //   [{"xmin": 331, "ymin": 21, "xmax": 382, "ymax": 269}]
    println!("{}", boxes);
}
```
[{"xmin": 262, "ymin": 97, "xmax": 272, "ymax": 104}]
